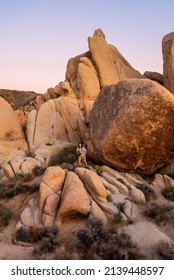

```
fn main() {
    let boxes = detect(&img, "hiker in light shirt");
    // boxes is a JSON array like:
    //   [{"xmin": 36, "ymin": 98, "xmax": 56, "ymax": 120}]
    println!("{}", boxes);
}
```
[{"xmin": 76, "ymin": 143, "xmax": 87, "ymax": 166}]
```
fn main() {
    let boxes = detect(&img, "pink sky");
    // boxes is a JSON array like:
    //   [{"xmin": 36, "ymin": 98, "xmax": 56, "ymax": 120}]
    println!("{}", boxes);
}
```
[{"xmin": 0, "ymin": 0, "xmax": 173, "ymax": 93}]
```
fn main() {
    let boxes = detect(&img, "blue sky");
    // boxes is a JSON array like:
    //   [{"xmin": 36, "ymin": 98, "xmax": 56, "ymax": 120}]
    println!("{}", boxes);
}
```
[{"xmin": 0, "ymin": 0, "xmax": 173, "ymax": 92}]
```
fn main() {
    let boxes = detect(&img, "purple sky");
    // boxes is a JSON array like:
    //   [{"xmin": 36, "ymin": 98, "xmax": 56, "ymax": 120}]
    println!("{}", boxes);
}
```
[{"xmin": 0, "ymin": 0, "xmax": 173, "ymax": 93}]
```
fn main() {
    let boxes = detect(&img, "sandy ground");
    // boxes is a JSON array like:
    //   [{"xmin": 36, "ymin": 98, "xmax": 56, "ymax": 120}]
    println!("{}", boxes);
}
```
[{"xmin": 0, "ymin": 217, "xmax": 35, "ymax": 260}]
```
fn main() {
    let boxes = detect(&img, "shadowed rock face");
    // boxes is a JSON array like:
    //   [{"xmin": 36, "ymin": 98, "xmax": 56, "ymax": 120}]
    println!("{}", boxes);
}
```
[
  {"xmin": 89, "ymin": 78, "xmax": 174, "ymax": 175},
  {"xmin": 162, "ymin": 32, "xmax": 174, "ymax": 94},
  {"xmin": 143, "ymin": 71, "xmax": 163, "ymax": 85}
]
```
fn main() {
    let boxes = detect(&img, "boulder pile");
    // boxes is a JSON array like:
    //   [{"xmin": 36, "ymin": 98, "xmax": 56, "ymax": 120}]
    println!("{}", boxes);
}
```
[{"xmin": 1, "ymin": 28, "xmax": 174, "ymax": 260}]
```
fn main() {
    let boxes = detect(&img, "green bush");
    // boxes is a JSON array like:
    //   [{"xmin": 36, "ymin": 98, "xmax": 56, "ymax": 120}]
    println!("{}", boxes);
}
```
[
  {"xmin": 0, "ymin": 179, "xmax": 39, "ymax": 199},
  {"xmin": 136, "ymin": 183, "xmax": 155, "ymax": 201},
  {"xmin": 112, "ymin": 213, "xmax": 123, "ymax": 224},
  {"xmin": 33, "ymin": 226, "xmax": 59, "ymax": 257},
  {"xmin": 144, "ymin": 202, "xmax": 173, "ymax": 224},
  {"xmin": 157, "ymin": 241, "xmax": 174, "ymax": 260},
  {"xmin": 49, "ymin": 247, "xmax": 79, "ymax": 260},
  {"xmin": 76, "ymin": 219, "xmax": 144, "ymax": 260},
  {"xmin": 0, "ymin": 204, "xmax": 12, "ymax": 227},
  {"xmin": 162, "ymin": 186, "xmax": 174, "ymax": 201},
  {"xmin": 49, "ymin": 145, "xmax": 77, "ymax": 166},
  {"xmin": 15, "ymin": 226, "xmax": 58, "ymax": 244}
]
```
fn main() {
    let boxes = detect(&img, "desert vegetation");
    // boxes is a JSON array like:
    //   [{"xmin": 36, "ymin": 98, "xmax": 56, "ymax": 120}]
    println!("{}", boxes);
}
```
[
  {"xmin": 0, "ymin": 179, "xmax": 39, "ymax": 199},
  {"xmin": 143, "ymin": 202, "xmax": 173, "ymax": 225},
  {"xmin": 49, "ymin": 145, "xmax": 77, "ymax": 166},
  {"xmin": 157, "ymin": 241, "xmax": 174, "ymax": 260},
  {"xmin": 162, "ymin": 186, "xmax": 174, "ymax": 201},
  {"xmin": 0, "ymin": 203, "xmax": 12, "ymax": 227}
]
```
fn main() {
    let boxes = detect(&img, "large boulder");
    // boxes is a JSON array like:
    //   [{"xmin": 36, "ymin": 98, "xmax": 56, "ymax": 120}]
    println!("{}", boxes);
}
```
[
  {"xmin": 57, "ymin": 171, "xmax": 91, "ymax": 225},
  {"xmin": 65, "ymin": 51, "xmax": 92, "ymax": 95},
  {"xmin": 76, "ymin": 57, "xmax": 100, "ymax": 122},
  {"xmin": 88, "ymin": 79, "xmax": 174, "ymax": 174},
  {"xmin": 75, "ymin": 167, "xmax": 107, "ymax": 203},
  {"xmin": 3, "ymin": 155, "xmax": 42, "ymax": 178},
  {"xmin": 0, "ymin": 97, "xmax": 28, "ymax": 164},
  {"xmin": 77, "ymin": 57, "xmax": 100, "ymax": 101},
  {"xmin": 88, "ymin": 29, "xmax": 143, "ymax": 87},
  {"xmin": 162, "ymin": 32, "xmax": 174, "ymax": 94},
  {"xmin": 39, "ymin": 166, "xmax": 65, "ymax": 216}
]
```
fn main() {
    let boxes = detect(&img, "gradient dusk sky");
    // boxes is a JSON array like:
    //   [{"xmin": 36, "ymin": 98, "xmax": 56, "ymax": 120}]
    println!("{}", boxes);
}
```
[{"xmin": 0, "ymin": 0, "xmax": 173, "ymax": 93}]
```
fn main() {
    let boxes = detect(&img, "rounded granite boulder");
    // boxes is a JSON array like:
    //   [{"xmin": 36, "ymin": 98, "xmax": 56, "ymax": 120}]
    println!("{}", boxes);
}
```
[{"xmin": 89, "ymin": 79, "xmax": 174, "ymax": 174}]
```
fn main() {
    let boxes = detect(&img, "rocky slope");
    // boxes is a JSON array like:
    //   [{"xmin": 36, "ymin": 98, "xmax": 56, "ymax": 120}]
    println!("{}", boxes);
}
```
[{"xmin": 0, "ymin": 28, "xmax": 174, "ymax": 260}]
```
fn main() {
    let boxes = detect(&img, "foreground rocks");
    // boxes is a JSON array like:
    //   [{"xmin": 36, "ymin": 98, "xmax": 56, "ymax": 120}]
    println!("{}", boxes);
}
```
[
  {"xmin": 123, "ymin": 221, "xmax": 173, "ymax": 258},
  {"xmin": 88, "ymin": 78, "xmax": 174, "ymax": 174},
  {"xmin": 18, "ymin": 164, "xmax": 149, "ymax": 228},
  {"xmin": 15, "ymin": 163, "xmax": 174, "ymax": 259}
]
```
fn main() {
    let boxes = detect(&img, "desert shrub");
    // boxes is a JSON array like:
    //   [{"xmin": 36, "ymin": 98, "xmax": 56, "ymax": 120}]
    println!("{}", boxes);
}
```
[
  {"xmin": 33, "ymin": 226, "xmax": 59, "ymax": 256},
  {"xmin": 94, "ymin": 165, "xmax": 103, "ymax": 175},
  {"xmin": 162, "ymin": 186, "xmax": 174, "ymax": 201},
  {"xmin": 94, "ymin": 165, "xmax": 102, "ymax": 172},
  {"xmin": 0, "ymin": 204, "xmax": 12, "ymax": 227},
  {"xmin": 52, "ymin": 247, "xmax": 79, "ymax": 260},
  {"xmin": 157, "ymin": 241, "xmax": 174, "ymax": 260},
  {"xmin": 127, "ymin": 218, "xmax": 134, "ymax": 224},
  {"xmin": 116, "ymin": 178, "xmax": 131, "ymax": 190},
  {"xmin": 49, "ymin": 145, "xmax": 77, "ymax": 166},
  {"xmin": 112, "ymin": 213, "xmax": 123, "ymax": 224},
  {"xmin": 0, "ymin": 180, "xmax": 39, "ymax": 199},
  {"xmin": 117, "ymin": 177, "xmax": 125, "ymax": 184},
  {"xmin": 25, "ymin": 151, "xmax": 34, "ymax": 157},
  {"xmin": 117, "ymin": 202, "xmax": 125, "ymax": 212},
  {"xmin": 16, "ymin": 227, "xmax": 47, "ymax": 243},
  {"xmin": 15, "ymin": 226, "xmax": 58, "ymax": 245},
  {"xmin": 76, "ymin": 219, "xmax": 144, "ymax": 260},
  {"xmin": 144, "ymin": 202, "xmax": 173, "ymax": 224},
  {"xmin": 34, "ymin": 246, "xmax": 79, "ymax": 260},
  {"xmin": 35, "ymin": 236, "xmax": 58, "ymax": 254},
  {"xmin": 136, "ymin": 183, "xmax": 155, "ymax": 201}
]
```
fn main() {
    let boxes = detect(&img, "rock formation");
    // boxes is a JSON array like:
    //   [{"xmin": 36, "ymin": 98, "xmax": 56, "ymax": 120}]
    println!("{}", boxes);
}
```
[
  {"xmin": 1, "ymin": 29, "xmax": 174, "ymax": 179},
  {"xmin": 0, "ymin": 89, "xmax": 40, "ymax": 129},
  {"xmin": 18, "ymin": 164, "xmax": 146, "ymax": 228},
  {"xmin": 162, "ymin": 32, "xmax": 174, "ymax": 94},
  {"xmin": 143, "ymin": 71, "xmax": 163, "ymax": 85},
  {"xmin": 88, "ymin": 29, "xmax": 143, "ymax": 87},
  {"xmin": 0, "ymin": 97, "xmax": 28, "ymax": 165},
  {"xmin": 88, "ymin": 78, "xmax": 174, "ymax": 174},
  {"xmin": 1, "ymin": 28, "xmax": 174, "ymax": 260}
]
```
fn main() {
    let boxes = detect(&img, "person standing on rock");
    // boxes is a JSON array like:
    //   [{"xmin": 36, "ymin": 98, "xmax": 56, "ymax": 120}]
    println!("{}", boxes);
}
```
[{"xmin": 76, "ymin": 143, "xmax": 87, "ymax": 167}]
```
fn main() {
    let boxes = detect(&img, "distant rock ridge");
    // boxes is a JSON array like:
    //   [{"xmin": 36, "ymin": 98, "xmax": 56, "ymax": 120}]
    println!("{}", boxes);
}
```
[{"xmin": 0, "ymin": 89, "xmax": 40, "ymax": 110}]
